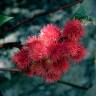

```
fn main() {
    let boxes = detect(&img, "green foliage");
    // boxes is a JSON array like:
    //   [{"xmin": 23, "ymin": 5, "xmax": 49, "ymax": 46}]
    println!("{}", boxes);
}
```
[
  {"xmin": 72, "ymin": 13, "xmax": 96, "ymax": 26},
  {"xmin": 0, "ymin": 15, "xmax": 13, "ymax": 26},
  {"xmin": 71, "ymin": 0, "xmax": 96, "ymax": 25}
]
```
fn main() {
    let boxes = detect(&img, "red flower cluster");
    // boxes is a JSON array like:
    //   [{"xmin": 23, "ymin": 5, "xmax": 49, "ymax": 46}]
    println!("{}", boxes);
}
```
[
  {"xmin": 12, "ymin": 19, "xmax": 86, "ymax": 82},
  {"xmin": 63, "ymin": 19, "xmax": 84, "ymax": 41}
]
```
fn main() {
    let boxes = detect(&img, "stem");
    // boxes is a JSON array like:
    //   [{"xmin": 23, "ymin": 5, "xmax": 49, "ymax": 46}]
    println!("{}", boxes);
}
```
[
  {"xmin": 23, "ymin": 81, "xmax": 89, "ymax": 96},
  {"xmin": 0, "ymin": 67, "xmax": 90, "ymax": 90},
  {"xmin": 3, "ymin": 0, "xmax": 83, "ymax": 32},
  {"xmin": 0, "ymin": 41, "xmax": 22, "ymax": 49},
  {"xmin": 58, "ymin": 81, "xmax": 89, "ymax": 90},
  {"xmin": 0, "ymin": 68, "xmax": 20, "ymax": 72}
]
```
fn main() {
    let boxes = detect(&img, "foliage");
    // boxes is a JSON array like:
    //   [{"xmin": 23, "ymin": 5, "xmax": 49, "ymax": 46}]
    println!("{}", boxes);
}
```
[{"xmin": 0, "ymin": 15, "xmax": 13, "ymax": 26}]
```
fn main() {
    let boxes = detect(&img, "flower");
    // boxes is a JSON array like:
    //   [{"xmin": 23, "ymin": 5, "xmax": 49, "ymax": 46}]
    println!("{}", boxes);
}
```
[
  {"xmin": 27, "ymin": 63, "xmax": 45, "ymax": 77},
  {"xmin": 46, "ymin": 42, "xmax": 62, "ymax": 62},
  {"xmin": 41, "ymin": 59, "xmax": 62, "ymax": 83},
  {"xmin": 44, "ymin": 68, "xmax": 61, "ymax": 83},
  {"xmin": 26, "ymin": 36, "xmax": 48, "ymax": 61},
  {"xmin": 63, "ymin": 41, "xmax": 80, "ymax": 57},
  {"xmin": 54, "ymin": 58, "xmax": 69, "ymax": 73},
  {"xmin": 63, "ymin": 19, "xmax": 84, "ymax": 41},
  {"xmin": 12, "ymin": 20, "xmax": 86, "ymax": 83},
  {"xmin": 71, "ymin": 45, "xmax": 87, "ymax": 62},
  {"xmin": 12, "ymin": 47, "xmax": 30, "ymax": 70},
  {"xmin": 40, "ymin": 24, "xmax": 61, "ymax": 45},
  {"xmin": 43, "ymin": 58, "xmax": 69, "ymax": 82},
  {"xmin": 26, "ymin": 57, "xmax": 69, "ymax": 82},
  {"xmin": 61, "ymin": 41, "xmax": 86, "ymax": 61}
]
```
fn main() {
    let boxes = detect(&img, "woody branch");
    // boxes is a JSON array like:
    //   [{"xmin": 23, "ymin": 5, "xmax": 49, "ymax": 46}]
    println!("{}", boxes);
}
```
[
  {"xmin": 0, "ymin": 67, "xmax": 90, "ymax": 90},
  {"xmin": 2, "ymin": 0, "xmax": 83, "ymax": 32}
]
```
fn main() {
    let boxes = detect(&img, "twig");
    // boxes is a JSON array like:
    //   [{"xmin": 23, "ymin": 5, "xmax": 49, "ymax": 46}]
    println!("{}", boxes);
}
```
[
  {"xmin": 0, "ymin": 67, "xmax": 90, "ymax": 90},
  {"xmin": 58, "ymin": 81, "xmax": 89, "ymax": 90},
  {"xmin": 22, "ymin": 81, "xmax": 89, "ymax": 95},
  {"xmin": 35, "ymin": 80, "xmax": 90, "ymax": 91},
  {"xmin": 0, "ymin": 68, "xmax": 20, "ymax": 72},
  {"xmin": 3, "ymin": 0, "xmax": 83, "ymax": 32},
  {"xmin": 0, "ymin": 41, "xmax": 22, "ymax": 49}
]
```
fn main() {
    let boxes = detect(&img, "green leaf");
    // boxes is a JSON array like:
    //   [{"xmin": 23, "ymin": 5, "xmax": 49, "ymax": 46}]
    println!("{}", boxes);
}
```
[
  {"xmin": 72, "ymin": 14, "xmax": 96, "ymax": 26},
  {"xmin": 71, "ymin": 0, "xmax": 94, "ymax": 21},
  {"xmin": 71, "ymin": 5, "xmax": 87, "ymax": 20},
  {"xmin": 70, "ymin": 0, "xmax": 96, "ymax": 26},
  {"xmin": 0, "ymin": 15, "xmax": 13, "ymax": 26},
  {"xmin": 81, "ymin": 17, "xmax": 96, "ymax": 26}
]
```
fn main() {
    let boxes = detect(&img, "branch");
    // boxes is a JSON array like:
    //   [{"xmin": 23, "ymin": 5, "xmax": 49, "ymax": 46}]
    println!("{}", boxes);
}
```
[
  {"xmin": 0, "ymin": 41, "xmax": 22, "ymax": 49},
  {"xmin": 22, "ymin": 81, "xmax": 90, "ymax": 95},
  {"xmin": 3, "ymin": 0, "xmax": 83, "ymax": 32},
  {"xmin": 0, "ymin": 68, "xmax": 20, "ymax": 72},
  {"xmin": 58, "ymin": 81, "xmax": 90, "ymax": 90},
  {"xmin": 0, "ymin": 67, "xmax": 91, "ymax": 90},
  {"xmin": 34, "ymin": 80, "xmax": 90, "ymax": 91}
]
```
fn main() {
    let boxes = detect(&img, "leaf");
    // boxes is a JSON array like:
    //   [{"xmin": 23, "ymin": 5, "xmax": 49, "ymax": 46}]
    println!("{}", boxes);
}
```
[
  {"xmin": 71, "ymin": 0, "xmax": 96, "ymax": 26},
  {"xmin": 81, "ymin": 17, "xmax": 96, "ymax": 26},
  {"xmin": 71, "ymin": 0, "xmax": 93, "ymax": 20},
  {"xmin": 0, "ymin": 15, "xmax": 13, "ymax": 26},
  {"xmin": 71, "ymin": 5, "xmax": 87, "ymax": 20},
  {"xmin": 73, "ymin": 14, "xmax": 96, "ymax": 26}
]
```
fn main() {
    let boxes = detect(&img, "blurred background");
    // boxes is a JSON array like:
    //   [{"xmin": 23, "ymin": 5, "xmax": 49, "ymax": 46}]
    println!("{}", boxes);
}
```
[{"xmin": 0, "ymin": 0, "xmax": 96, "ymax": 96}]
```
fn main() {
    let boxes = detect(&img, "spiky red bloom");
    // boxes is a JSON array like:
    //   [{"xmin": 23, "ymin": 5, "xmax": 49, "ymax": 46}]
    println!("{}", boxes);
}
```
[
  {"xmin": 45, "ymin": 42, "xmax": 62, "ymax": 62},
  {"xmin": 71, "ymin": 45, "xmax": 87, "ymax": 62},
  {"xmin": 26, "ymin": 36, "xmax": 48, "ymax": 61},
  {"xmin": 12, "ymin": 20, "xmax": 86, "ymax": 83},
  {"xmin": 61, "ymin": 41, "xmax": 86, "ymax": 61},
  {"xmin": 26, "ymin": 58, "xmax": 69, "ymax": 83},
  {"xmin": 44, "ymin": 68, "xmax": 61, "ymax": 83},
  {"xmin": 40, "ymin": 24, "xmax": 61, "ymax": 45},
  {"xmin": 26, "ymin": 60, "xmax": 60, "ymax": 82},
  {"xmin": 43, "ymin": 58, "xmax": 69, "ymax": 82},
  {"xmin": 27, "ymin": 63, "xmax": 45, "ymax": 77},
  {"xmin": 12, "ymin": 47, "xmax": 30, "ymax": 70},
  {"xmin": 63, "ymin": 19, "xmax": 84, "ymax": 41},
  {"xmin": 53, "ymin": 58, "xmax": 69, "ymax": 73}
]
